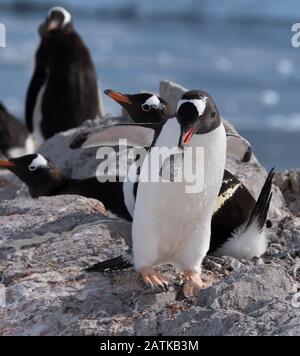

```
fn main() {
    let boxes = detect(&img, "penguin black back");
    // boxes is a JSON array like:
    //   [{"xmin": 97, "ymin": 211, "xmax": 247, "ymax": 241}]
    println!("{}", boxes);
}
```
[{"xmin": 26, "ymin": 7, "xmax": 100, "ymax": 143}]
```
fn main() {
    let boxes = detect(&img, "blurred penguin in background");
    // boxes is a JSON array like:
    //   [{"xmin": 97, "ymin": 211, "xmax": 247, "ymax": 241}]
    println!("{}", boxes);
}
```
[
  {"xmin": 0, "ymin": 102, "xmax": 35, "ymax": 158},
  {"xmin": 26, "ymin": 7, "xmax": 101, "ymax": 147}
]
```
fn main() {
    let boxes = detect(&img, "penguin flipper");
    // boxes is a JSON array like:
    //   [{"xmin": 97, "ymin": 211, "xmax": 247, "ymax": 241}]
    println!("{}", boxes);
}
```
[
  {"xmin": 25, "ymin": 40, "xmax": 48, "ymax": 133},
  {"xmin": 85, "ymin": 255, "xmax": 133, "ymax": 273},
  {"xmin": 226, "ymin": 133, "xmax": 253, "ymax": 163},
  {"xmin": 70, "ymin": 123, "xmax": 162, "ymax": 149}
]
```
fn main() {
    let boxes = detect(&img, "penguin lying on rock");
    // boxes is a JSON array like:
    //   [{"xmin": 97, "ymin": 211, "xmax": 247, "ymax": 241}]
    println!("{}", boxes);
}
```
[
  {"xmin": 0, "ymin": 154, "xmax": 131, "ymax": 221},
  {"xmin": 0, "ymin": 103, "xmax": 35, "ymax": 158},
  {"xmin": 70, "ymin": 90, "xmax": 274, "ymax": 297},
  {"xmin": 25, "ymin": 7, "xmax": 101, "ymax": 146}
]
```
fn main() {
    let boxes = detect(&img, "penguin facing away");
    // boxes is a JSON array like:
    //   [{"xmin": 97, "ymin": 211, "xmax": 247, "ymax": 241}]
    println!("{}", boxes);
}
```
[
  {"xmin": 26, "ymin": 7, "xmax": 100, "ymax": 146},
  {"xmin": 0, "ymin": 103, "xmax": 35, "ymax": 158},
  {"xmin": 71, "ymin": 90, "xmax": 228, "ymax": 297}
]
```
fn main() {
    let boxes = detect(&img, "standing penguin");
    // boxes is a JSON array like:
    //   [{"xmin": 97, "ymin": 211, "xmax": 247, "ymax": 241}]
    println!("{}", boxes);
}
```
[
  {"xmin": 71, "ymin": 90, "xmax": 273, "ymax": 275},
  {"xmin": 26, "ymin": 7, "xmax": 100, "ymax": 146},
  {"xmin": 71, "ymin": 90, "xmax": 228, "ymax": 297},
  {"xmin": 0, "ymin": 103, "xmax": 35, "ymax": 158}
]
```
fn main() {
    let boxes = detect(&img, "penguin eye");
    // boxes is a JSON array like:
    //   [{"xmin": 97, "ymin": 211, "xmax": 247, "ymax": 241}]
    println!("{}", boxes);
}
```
[
  {"xmin": 142, "ymin": 104, "xmax": 151, "ymax": 112},
  {"xmin": 29, "ymin": 165, "xmax": 38, "ymax": 172}
]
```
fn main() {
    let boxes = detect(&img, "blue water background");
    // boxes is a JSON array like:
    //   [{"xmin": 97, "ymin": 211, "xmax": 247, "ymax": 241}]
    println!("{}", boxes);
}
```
[{"xmin": 0, "ymin": 0, "xmax": 300, "ymax": 169}]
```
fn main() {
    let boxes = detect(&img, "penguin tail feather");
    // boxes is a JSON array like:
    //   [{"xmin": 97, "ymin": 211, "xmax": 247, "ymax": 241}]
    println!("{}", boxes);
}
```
[
  {"xmin": 216, "ymin": 168, "xmax": 275, "ymax": 259},
  {"xmin": 246, "ymin": 168, "xmax": 275, "ymax": 232},
  {"xmin": 85, "ymin": 255, "xmax": 133, "ymax": 273}
]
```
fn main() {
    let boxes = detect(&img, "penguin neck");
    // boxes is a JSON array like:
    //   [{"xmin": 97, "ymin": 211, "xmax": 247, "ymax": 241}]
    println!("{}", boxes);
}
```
[{"xmin": 29, "ymin": 170, "xmax": 68, "ymax": 198}]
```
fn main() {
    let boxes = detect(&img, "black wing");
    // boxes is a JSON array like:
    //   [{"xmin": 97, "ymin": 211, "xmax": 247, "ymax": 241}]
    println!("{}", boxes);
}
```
[{"xmin": 25, "ymin": 40, "xmax": 48, "ymax": 133}]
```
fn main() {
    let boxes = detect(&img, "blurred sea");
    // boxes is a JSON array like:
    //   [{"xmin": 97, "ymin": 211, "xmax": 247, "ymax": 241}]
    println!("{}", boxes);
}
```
[{"xmin": 0, "ymin": 0, "xmax": 300, "ymax": 169}]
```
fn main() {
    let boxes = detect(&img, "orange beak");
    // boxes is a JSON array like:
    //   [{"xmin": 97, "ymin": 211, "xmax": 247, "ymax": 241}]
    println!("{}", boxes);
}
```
[
  {"xmin": 0, "ymin": 160, "xmax": 15, "ymax": 168},
  {"xmin": 183, "ymin": 128, "xmax": 195, "ymax": 145},
  {"xmin": 104, "ymin": 89, "xmax": 132, "ymax": 105}
]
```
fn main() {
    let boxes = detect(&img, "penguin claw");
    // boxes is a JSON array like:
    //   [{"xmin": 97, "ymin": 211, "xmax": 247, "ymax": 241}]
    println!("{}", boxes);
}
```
[
  {"xmin": 162, "ymin": 282, "xmax": 169, "ymax": 292},
  {"xmin": 158, "ymin": 283, "xmax": 169, "ymax": 293},
  {"xmin": 183, "ymin": 271, "xmax": 205, "ymax": 298},
  {"xmin": 140, "ymin": 267, "xmax": 169, "ymax": 293}
]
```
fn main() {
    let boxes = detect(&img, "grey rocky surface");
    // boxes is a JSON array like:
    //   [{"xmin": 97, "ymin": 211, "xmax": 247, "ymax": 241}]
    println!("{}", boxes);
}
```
[
  {"xmin": 0, "ymin": 81, "xmax": 299, "ymax": 336},
  {"xmin": 274, "ymin": 170, "xmax": 300, "ymax": 217}
]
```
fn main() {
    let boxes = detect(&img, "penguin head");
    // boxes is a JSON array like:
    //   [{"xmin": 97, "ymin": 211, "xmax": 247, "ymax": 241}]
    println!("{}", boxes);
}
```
[
  {"xmin": 177, "ymin": 90, "xmax": 221, "ymax": 146},
  {"xmin": 0, "ymin": 154, "xmax": 65, "ymax": 197},
  {"xmin": 40, "ymin": 7, "xmax": 73, "ymax": 37},
  {"xmin": 105, "ymin": 89, "xmax": 169, "ymax": 124}
]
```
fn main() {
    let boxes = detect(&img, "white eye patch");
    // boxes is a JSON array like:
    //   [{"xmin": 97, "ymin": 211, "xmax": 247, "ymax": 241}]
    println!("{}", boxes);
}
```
[
  {"xmin": 177, "ymin": 98, "xmax": 208, "ymax": 117},
  {"xmin": 142, "ymin": 95, "xmax": 162, "ymax": 111},
  {"xmin": 28, "ymin": 154, "xmax": 48, "ymax": 172},
  {"xmin": 48, "ymin": 7, "xmax": 72, "ymax": 27}
]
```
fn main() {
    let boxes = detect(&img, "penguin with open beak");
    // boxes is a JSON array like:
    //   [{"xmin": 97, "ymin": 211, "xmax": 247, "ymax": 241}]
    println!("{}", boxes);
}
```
[
  {"xmin": 70, "ymin": 90, "xmax": 228, "ymax": 297},
  {"xmin": 71, "ymin": 91, "xmax": 274, "ymax": 297}
]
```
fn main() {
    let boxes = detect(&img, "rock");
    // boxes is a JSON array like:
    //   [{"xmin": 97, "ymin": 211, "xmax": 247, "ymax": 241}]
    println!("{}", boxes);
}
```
[
  {"xmin": 274, "ymin": 170, "xmax": 300, "ymax": 216},
  {"xmin": 290, "ymin": 171, "xmax": 300, "ymax": 195},
  {"xmin": 197, "ymin": 265, "xmax": 294, "ymax": 311},
  {"xmin": 0, "ymin": 195, "xmax": 299, "ymax": 336}
]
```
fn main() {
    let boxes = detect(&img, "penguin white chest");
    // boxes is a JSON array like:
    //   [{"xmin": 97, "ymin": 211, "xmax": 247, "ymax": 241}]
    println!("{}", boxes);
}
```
[{"xmin": 132, "ymin": 122, "xmax": 227, "ymax": 272}]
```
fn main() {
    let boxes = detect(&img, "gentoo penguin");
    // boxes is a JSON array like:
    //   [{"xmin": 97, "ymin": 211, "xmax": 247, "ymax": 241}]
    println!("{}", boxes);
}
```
[
  {"xmin": 25, "ymin": 7, "xmax": 100, "ymax": 146},
  {"xmin": 0, "ymin": 103, "xmax": 35, "ymax": 158},
  {"xmin": 71, "ymin": 90, "xmax": 228, "ymax": 297},
  {"xmin": 0, "ymin": 154, "xmax": 131, "ymax": 221},
  {"xmin": 105, "ymin": 89, "xmax": 170, "ymax": 124},
  {"xmin": 71, "ymin": 91, "xmax": 273, "ymax": 265},
  {"xmin": 104, "ymin": 89, "xmax": 252, "ymax": 163}
]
